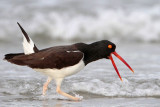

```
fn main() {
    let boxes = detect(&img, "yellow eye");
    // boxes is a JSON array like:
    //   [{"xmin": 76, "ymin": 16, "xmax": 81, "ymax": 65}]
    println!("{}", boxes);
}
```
[{"xmin": 108, "ymin": 45, "xmax": 112, "ymax": 49}]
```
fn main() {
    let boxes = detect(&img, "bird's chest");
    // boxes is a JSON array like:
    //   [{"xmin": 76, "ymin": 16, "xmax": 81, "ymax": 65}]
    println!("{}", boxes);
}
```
[{"xmin": 34, "ymin": 59, "xmax": 85, "ymax": 78}]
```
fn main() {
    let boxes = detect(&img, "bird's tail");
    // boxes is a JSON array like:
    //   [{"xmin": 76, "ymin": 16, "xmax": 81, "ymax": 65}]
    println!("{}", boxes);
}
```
[
  {"xmin": 17, "ymin": 22, "xmax": 39, "ymax": 55},
  {"xmin": 4, "ymin": 53, "xmax": 24, "ymax": 60}
]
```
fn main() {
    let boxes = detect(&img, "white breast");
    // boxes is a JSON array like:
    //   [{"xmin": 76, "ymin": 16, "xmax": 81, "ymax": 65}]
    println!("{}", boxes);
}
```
[{"xmin": 34, "ymin": 58, "xmax": 85, "ymax": 79}]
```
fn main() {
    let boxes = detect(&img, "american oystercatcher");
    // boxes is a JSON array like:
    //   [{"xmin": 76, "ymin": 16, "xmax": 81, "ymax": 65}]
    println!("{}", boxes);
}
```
[{"xmin": 4, "ymin": 23, "xmax": 134, "ymax": 101}]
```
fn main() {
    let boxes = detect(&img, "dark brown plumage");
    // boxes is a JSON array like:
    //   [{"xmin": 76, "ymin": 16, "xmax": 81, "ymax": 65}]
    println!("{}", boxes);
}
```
[{"xmin": 5, "ymin": 45, "xmax": 84, "ymax": 69}]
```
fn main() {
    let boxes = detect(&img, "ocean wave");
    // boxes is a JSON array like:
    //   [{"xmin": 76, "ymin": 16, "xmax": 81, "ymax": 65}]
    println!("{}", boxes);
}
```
[
  {"xmin": 1, "ymin": 78, "xmax": 160, "ymax": 98},
  {"xmin": 71, "ymin": 78, "xmax": 160, "ymax": 98},
  {"xmin": 0, "ymin": 1, "xmax": 160, "ymax": 42}
]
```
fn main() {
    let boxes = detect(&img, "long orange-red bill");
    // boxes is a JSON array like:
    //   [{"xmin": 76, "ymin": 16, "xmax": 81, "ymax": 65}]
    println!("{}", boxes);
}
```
[
  {"xmin": 109, "ymin": 55, "xmax": 123, "ymax": 81},
  {"xmin": 112, "ymin": 52, "xmax": 134, "ymax": 73},
  {"xmin": 109, "ymin": 51, "xmax": 134, "ymax": 81}
]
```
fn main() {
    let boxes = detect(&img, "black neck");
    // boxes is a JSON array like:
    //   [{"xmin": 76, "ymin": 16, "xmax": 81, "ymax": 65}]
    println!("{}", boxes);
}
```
[{"xmin": 75, "ymin": 42, "xmax": 105, "ymax": 65}]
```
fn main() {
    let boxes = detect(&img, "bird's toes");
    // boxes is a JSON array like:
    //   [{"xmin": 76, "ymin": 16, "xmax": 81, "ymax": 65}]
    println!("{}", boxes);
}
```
[
  {"xmin": 72, "ymin": 97, "xmax": 80, "ymax": 101},
  {"xmin": 42, "ymin": 89, "xmax": 47, "ymax": 96}
]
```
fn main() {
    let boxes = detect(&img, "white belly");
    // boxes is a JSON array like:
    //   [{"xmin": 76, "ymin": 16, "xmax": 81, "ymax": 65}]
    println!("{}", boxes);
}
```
[{"xmin": 34, "ymin": 58, "xmax": 85, "ymax": 79}]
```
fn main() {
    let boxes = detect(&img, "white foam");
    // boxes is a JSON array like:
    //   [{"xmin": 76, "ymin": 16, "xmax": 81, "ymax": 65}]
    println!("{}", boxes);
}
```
[
  {"xmin": 72, "ymin": 92, "xmax": 83, "ymax": 100},
  {"xmin": 0, "ymin": 1, "xmax": 160, "ymax": 42},
  {"xmin": 71, "ymin": 78, "xmax": 160, "ymax": 97}
]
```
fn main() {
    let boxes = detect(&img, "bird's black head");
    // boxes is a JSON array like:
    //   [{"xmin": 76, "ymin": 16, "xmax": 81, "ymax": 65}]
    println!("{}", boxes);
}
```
[
  {"xmin": 77, "ymin": 40, "xmax": 116, "ymax": 64},
  {"xmin": 92, "ymin": 40, "xmax": 116, "ymax": 59},
  {"xmin": 76, "ymin": 40, "xmax": 134, "ymax": 82}
]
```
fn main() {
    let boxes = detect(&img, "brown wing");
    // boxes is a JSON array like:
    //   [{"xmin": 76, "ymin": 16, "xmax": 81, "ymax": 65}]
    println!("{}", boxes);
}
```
[{"xmin": 7, "ymin": 47, "xmax": 84, "ymax": 69}]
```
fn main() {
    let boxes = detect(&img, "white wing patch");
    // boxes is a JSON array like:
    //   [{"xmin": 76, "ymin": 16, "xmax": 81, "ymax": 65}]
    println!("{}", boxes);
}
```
[
  {"xmin": 66, "ymin": 50, "xmax": 81, "ymax": 53},
  {"xmin": 23, "ymin": 36, "xmax": 35, "ymax": 55},
  {"xmin": 17, "ymin": 22, "xmax": 38, "ymax": 55}
]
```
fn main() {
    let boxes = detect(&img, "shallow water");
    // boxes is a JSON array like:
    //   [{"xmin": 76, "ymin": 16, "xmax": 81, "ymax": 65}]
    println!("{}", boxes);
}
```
[{"xmin": 0, "ymin": 42, "xmax": 160, "ymax": 107}]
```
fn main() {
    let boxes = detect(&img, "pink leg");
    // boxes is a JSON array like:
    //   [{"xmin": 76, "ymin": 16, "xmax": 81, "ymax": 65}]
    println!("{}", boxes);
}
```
[
  {"xmin": 43, "ymin": 77, "xmax": 52, "ymax": 95},
  {"xmin": 56, "ymin": 85, "xmax": 80, "ymax": 101}
]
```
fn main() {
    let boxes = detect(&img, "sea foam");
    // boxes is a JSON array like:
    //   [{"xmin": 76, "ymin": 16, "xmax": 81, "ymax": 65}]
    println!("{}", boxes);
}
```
[
  {"xmin": 71, "ymin": 78, "xmax": 160, "ymax": 97},
  {"xmin": 0, "ymin": 0, "xmax": 160, "ymax": 42}
]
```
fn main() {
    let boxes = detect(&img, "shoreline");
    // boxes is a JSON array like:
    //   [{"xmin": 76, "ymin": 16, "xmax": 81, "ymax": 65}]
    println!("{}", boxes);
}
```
[{"xmin": 1, "ymin": 97, "xmax": 160, "ymax": 107}]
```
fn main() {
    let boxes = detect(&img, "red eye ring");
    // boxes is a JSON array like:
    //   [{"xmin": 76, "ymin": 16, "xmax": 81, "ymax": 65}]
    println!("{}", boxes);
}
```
[{"xmin": 108, "ymin": 45, "xmax": 112, "ymax": 49}]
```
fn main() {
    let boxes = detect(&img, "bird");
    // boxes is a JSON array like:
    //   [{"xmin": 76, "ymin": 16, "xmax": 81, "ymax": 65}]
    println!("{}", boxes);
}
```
[{"xmin": 4, "ymin": 22, "xmax": 134, "ymax": 101}]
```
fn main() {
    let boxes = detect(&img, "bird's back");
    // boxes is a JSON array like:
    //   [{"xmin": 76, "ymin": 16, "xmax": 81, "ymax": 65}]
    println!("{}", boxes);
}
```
[{"xmin": 4, "ymin": 45, "xmax": 84, "ymax": 69}]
